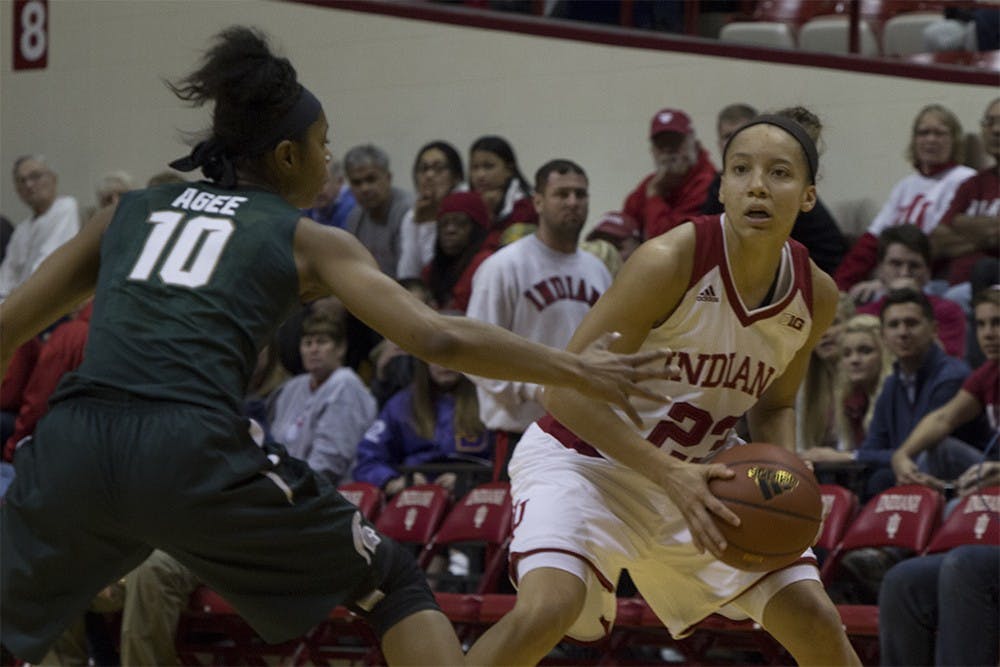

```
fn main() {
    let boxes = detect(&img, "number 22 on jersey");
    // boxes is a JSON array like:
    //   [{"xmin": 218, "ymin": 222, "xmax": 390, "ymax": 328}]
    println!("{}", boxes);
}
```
[{"xmin": 128, "ymin": 211, "xmax": 234, "ymax": 288}]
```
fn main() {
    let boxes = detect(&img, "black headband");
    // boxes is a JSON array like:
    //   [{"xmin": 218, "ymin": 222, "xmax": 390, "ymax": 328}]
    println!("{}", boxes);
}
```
[
  {"xmin": 723, "ymin": 114, "xmax": 819, "ymax": 184},
  {"xmin": 243, "ymin": 86, "xmax": 322, "ymax": 155},
  {"xmin": 169, "ymin": 86, "xmax": 322, "ymax": 188}
]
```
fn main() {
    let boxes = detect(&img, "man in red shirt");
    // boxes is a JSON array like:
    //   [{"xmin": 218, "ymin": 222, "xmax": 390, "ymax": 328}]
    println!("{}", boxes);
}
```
[{"xmin": 622, "ymin": 108, "xmax": 717, "ymax": 240}]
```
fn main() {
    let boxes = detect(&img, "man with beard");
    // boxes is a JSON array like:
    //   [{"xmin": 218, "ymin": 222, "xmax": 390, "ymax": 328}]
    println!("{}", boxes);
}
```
[{"xmin": 466, "ymin": 159, "xmax": 612, "ymax": 480}]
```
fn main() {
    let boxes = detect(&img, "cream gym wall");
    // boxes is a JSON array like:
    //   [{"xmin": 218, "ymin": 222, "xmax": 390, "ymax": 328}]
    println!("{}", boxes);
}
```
[{"xmin": 1, "ymin": 1, "xmax": 992, "ymax": 235}]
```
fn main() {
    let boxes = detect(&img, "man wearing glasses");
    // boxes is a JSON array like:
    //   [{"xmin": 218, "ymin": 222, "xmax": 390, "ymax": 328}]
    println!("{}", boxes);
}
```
[{"xmin": 1, "ymin": 156, "xmax": 80, "ymax": 300}]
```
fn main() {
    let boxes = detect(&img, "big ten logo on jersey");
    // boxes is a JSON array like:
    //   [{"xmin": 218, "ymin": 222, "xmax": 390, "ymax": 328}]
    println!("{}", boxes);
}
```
[{"xmin": 780, "ymin": 313, "xmax": 805, "ymax": 331}]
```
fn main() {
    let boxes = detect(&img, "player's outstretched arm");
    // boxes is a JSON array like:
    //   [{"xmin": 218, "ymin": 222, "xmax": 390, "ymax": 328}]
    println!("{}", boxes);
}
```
[
  {"xmin": 0, "ymin": 205, "xmax": 112, "ymax": 378},
  {"xmin": 542, "ymin": 226, "xmax": 739, "ymax": 557},
  {"xmin": 293, "ymin": 219, "xmax": 672, "ymax": 419}
]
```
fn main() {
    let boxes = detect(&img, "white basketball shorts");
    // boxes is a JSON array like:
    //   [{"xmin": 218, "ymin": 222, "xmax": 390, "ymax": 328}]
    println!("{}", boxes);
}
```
[{"xmin": 508, "ymin": 422, "xmax": 819, "ymax": 641}]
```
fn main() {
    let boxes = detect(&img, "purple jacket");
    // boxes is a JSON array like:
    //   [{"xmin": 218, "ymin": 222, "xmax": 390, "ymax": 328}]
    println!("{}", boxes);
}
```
[{"xmin": 352, "ymin": 387, "xmax": 492, "ymax": 489}]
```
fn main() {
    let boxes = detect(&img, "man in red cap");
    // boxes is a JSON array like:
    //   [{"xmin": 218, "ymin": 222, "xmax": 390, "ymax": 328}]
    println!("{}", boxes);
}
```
[
  {"xmin": 586, "ymin": 211, "xmax": 642, "ymax": 262},
  {"xmin": 623, "ymin": 107, "xmax": 717, "ymax": 240}
]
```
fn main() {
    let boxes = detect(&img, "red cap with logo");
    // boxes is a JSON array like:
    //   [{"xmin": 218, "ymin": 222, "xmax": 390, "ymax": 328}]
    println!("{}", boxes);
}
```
[
  {"xmin": 587, "ymin": 211, "xmax": 641, "ymax": 242},
  {"xmin": 649, "ymin": 108, "xmax": 693, "ymax": 138}
]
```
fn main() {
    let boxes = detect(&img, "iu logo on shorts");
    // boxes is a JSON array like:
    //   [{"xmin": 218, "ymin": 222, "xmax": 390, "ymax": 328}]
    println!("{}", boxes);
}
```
[{"xmin": 512, "ymin": 499, "xmax": 528, "ymax": 532}]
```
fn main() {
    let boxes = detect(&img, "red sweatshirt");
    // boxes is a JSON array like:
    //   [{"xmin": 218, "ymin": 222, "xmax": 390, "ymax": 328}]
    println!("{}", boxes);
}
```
[
  {"xmin": 623, "ymin": 148, "xmax": 717, "ymax": 241},
  {"xmin": 4, "ymin": 302, "xmax": 93, "ymax": 461}
]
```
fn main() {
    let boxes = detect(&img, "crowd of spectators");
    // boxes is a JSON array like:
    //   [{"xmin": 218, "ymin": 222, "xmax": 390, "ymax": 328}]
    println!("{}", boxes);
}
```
[{"xmin": 2, "ymin": 95, "xmax": 997, "ymax": 664}]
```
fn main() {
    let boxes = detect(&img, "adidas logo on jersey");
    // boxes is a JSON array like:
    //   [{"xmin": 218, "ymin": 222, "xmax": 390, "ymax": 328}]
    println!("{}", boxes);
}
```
[{"xmin": 696, "ymin": 285, "xmax": 720, "ymax": 303}]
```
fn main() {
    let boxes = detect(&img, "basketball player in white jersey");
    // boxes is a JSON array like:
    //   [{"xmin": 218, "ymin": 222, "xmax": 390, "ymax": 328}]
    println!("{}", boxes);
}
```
[{"xmin": 465, "ymin": 114, "xmax": 860, "ymax": 666}]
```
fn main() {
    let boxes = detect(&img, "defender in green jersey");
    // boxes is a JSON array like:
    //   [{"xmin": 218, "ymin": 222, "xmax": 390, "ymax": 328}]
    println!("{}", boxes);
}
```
[{"xmin": 0, "ymin": 27, "xmax": 671, "ymax": 665}]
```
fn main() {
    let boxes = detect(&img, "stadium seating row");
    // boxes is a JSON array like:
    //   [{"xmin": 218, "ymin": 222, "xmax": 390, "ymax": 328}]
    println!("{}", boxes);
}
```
[
  {"xmin": 174, "ymin": 480, "xmax": 999, "ymax": 666},
  {"xmin": 718, "ymin": 0, "xmax": 971, "ymax": 57}
]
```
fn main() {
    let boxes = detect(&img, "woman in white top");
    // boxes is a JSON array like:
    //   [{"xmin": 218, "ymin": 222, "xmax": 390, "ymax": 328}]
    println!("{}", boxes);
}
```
[
  {"xmin": 468, "ymin": 135, "xmax": 535, "ymax": 247},
  {"xmin": 836, "ymin": 104, "xmax": 976, "ymax": 301},
  {"xmin": 395, "ymin": 141, "xmax": 465, "ymax": 279}
]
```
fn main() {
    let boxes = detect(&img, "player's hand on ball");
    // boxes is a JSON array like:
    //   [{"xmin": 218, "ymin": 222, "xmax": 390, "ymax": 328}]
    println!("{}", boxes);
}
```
[
  {"xmin": 576, "ymin": 331, "xmax": 674, "ymax": 427},
  {"xmin": 658, "ymin": 461, "xmax": 739, "ymax": 560}
]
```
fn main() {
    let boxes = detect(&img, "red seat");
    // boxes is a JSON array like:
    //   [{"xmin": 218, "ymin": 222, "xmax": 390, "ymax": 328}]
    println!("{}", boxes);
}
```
[
  {"xmin": 336, "ymin": 481, "xmax": 384, "ymax": 521},
  {"xmin": 289, "ymin": 486, "xmax": 451, "ymax": 665},
  {"xmin": 421, "ymin": 482, "xmax": 512, "ymax": 640},
  {"xmin": 422, "ymin": 481, "xmax": 512, "ymax": 590},
  {"xmin": 924, "ymin": 486, "xmax": 1000, "ymax": 554},
  {"xmin": 374, "ymin": 483, "xmax": 451, "ymax": 548},
  {"xmin": 817, "ymin": 484, "xmax": 860, "ymax": 552},
  {"xmin": 817, "ymin": 485, "xmax": 942, "ymax": 665},
  {"xmin": 820, "ymin": 484, "xmax": 943, "ymax": 584}
]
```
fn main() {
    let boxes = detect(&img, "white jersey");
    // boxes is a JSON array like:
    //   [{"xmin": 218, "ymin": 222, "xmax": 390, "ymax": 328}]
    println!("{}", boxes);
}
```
[
  {"xmin": 510, "ymin": 216, "xmax": 821, "ymax": 640},
  {"xmin": 465, "ymin": 233, "xmax": 612, "ymax": 432},
  {"xmin": 540, "ymin": 215, "xmax": 815, "ymax": 463},
  {"xmin": 867, "ymin": 164, "xmax": 975, "ymax": 236}
]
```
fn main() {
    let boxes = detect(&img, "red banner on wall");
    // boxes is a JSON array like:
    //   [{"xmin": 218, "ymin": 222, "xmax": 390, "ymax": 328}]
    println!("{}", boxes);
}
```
[{"xmin": 13, "ymin": 0, "xmax": 48, "ymax": 70}]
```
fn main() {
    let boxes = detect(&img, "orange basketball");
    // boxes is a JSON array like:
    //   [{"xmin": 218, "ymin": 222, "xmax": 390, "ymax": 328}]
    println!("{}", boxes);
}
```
[{"xmin": 707, "ymin": 442, "xmax": 821, "ymax": 572}]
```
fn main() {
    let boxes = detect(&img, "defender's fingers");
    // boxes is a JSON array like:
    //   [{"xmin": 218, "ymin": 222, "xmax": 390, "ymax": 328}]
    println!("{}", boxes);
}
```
[
  {"xmin": 590, "ymin": 331, "xmax": 622, "ymax": 351},
  {"xmin": 623, "ymin": 382, "xmax": 671, "ymax": 404},
  {"xmin": 624, "ymin": 347, "xmax": 671, "ymax": 367},
  {"xmin": 615, "ymin": 396, "xmax": 644, "ymax": 429}
]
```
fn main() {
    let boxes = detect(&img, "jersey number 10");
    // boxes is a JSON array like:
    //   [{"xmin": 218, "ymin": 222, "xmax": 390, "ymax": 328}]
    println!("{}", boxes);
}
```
[{"xmin": 129, "ymin": 211, "xmax": 235, "ymax": 288}]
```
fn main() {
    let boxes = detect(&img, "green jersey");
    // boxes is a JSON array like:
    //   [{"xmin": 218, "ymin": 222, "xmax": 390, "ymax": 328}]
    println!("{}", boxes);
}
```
[{"xmin": 61, "ymin": 181, "xmax": 301, "ymax": 414}]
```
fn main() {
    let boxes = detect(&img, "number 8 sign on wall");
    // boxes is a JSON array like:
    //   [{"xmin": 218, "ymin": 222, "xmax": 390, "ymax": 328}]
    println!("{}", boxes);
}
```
[{"xmin": 14, "ymin": 0, "xmax": 48, "ymax": 71}]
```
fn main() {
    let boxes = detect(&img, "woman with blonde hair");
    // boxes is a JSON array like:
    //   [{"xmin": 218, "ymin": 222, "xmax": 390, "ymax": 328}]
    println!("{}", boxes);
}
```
[
  {"xmin": 834, "ymin": 314, "xmax": 894, "ymax": 450},
  {"xmin": 801, "ymin": 314, "xmax": 894, "ymax": 463},
  {"xmin": 796, "ymin": 292, "xmax": 856, "ymax": 451}
]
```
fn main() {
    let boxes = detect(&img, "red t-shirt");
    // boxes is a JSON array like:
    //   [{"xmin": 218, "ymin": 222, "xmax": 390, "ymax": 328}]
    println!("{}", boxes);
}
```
[
  {"xmin": 4, "ymin": 304, "xmax": 92, "ymax": 462},
  {"xmin": 963, "ymin": 359, "xmax": 999, "ymax": 432},
  {"xmin": 0, "ymin": 338, "xmax": 41, "ymax": 412},
  {"xmin": 940, "ymin": 167, "xmax": 1000, "ymax": 284}
]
